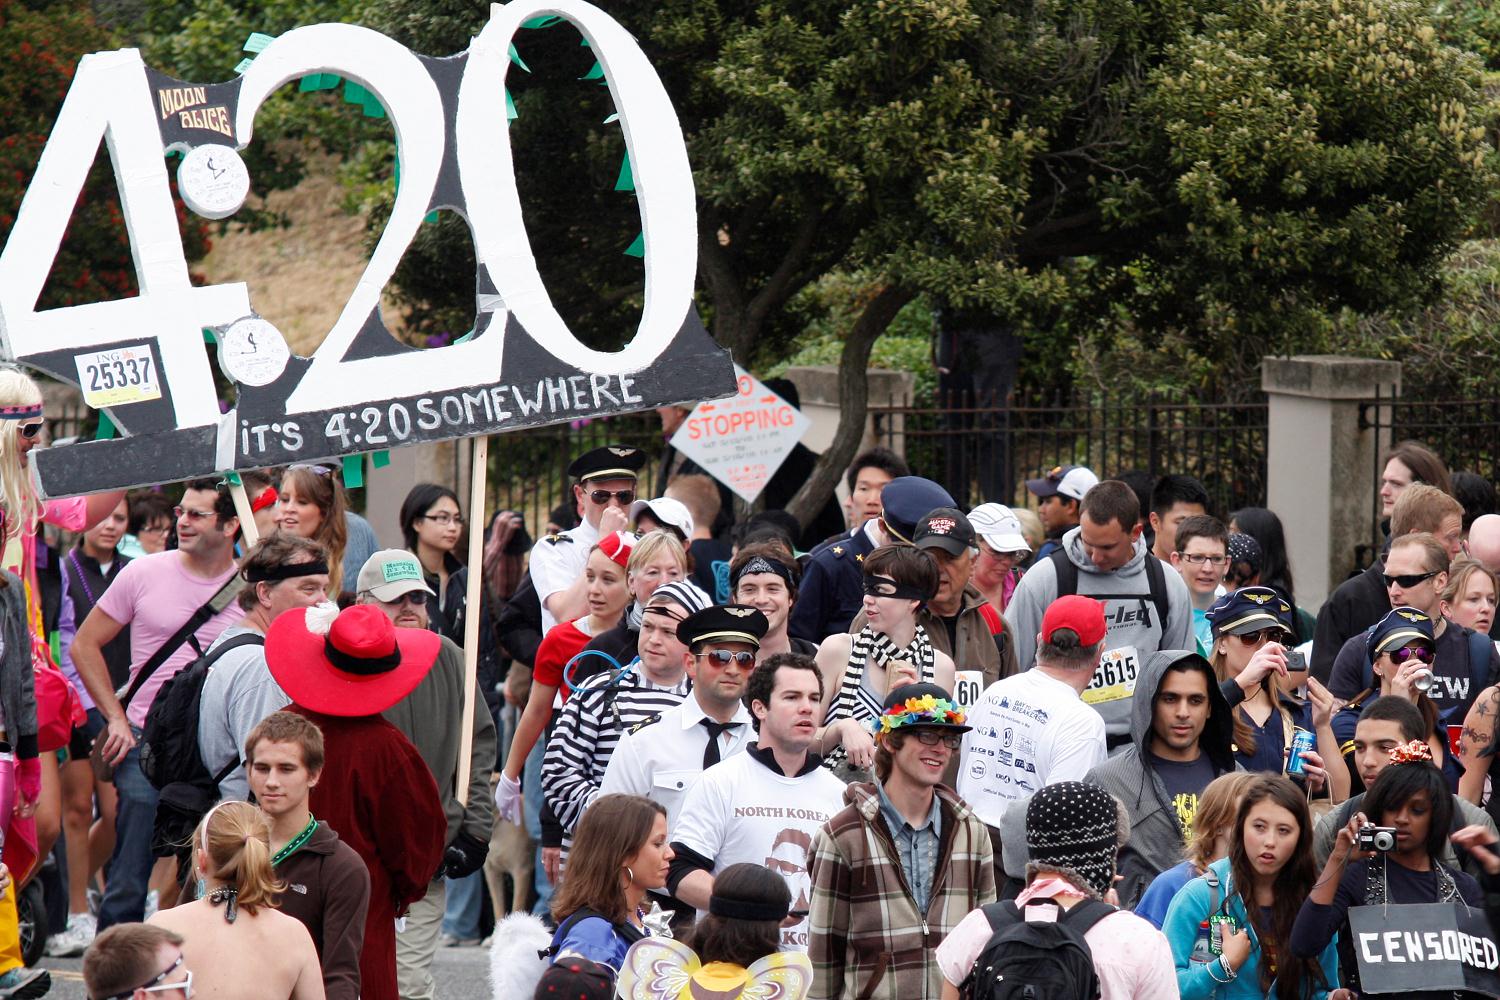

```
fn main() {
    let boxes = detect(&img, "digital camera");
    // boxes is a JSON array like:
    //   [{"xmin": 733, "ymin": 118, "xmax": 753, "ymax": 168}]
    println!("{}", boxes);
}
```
[{"xmin": 1357, "ymin": 826, "xmax": 1398, "ymax": 852}]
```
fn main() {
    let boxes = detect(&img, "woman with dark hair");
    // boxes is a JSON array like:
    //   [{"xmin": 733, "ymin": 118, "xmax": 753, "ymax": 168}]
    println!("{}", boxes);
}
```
[
  {"xmin": 616, "ymin": 863, "xmax": 812, "ymax": 1000},
  {"xmin": 278, "ymin": 464, "xmax": 350, "ymax": 595},
  {"xmin": 398, "ymin": 483, "xmax": 468, "ymax": 640},
  {"xmin": 1164, "ymin": 775, "xmax": 1341, "ymax": 999},
  {"xmin": 812, "ymin": 545, "xmax": 955, "ymax": 778},
  {"xmin": 1291, "ymin": 743, "xmax": 1481, "ymax": 994},
  {"xmin": 548, "ymin": 794, "xmax": 672, "ymax": 968},
  {"xmin": 1229, "ymin": 507, "xmax": 1316, "ymax": 643}
]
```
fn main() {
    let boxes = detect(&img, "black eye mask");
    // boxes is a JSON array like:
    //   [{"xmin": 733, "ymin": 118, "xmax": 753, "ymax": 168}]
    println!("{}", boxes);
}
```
[{"xmin": 862, "ymin": 575, "xmax": 932, "ymax": 601}]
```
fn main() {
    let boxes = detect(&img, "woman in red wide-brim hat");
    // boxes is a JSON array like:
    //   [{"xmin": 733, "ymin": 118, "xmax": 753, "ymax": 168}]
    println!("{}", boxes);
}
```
[{"xmin": 266, "ymin": 602, "xmax": 447, "ymax": 1000}]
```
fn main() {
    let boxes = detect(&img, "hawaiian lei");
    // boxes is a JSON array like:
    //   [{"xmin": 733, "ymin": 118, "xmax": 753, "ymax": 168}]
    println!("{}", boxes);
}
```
[{"xmin": 876, "ymin": 694, "xmax": 965, "ymax": 735}]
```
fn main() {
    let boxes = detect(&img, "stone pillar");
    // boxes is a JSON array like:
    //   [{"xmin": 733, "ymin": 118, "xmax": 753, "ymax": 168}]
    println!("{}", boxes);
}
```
[
  {"xmin": 362, "ymin": 439, "xmax": 467, "ymax": 549},
  {"xmin": 784, "ymin": 365, "xmax": 914, "ymax": 510},
  {"xmin": 1261, "ymin": 355, "xmax": 1401, "ymax": 611}
]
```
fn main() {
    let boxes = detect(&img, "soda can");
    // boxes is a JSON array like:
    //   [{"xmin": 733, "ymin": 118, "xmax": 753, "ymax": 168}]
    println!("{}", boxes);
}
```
[{"xmin": 1286, "ymin": 728, "xmax": 1316, "ymax": 776}]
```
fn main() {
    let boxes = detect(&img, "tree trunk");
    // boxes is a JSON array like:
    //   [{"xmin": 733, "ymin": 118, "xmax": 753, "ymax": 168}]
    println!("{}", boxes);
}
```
[{"xmin": 784, "ymin": 284, "xmax": 915, "ymax": 529}]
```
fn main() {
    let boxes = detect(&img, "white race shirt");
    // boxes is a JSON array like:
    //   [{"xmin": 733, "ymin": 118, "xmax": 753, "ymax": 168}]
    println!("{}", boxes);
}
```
[
  {"xmin": 958, "ymin": 669, "xmax": 1106, "ymax": 826},
  {"xmin": 529, "ymin": 518, "xmax": 600, "ymax": 633},
  {"xmin": 599, "ymin": 695, "xmax": 755, "ymax": 830},
  {"xmin": 670, "ymin": 746, "xmax": 846, "ymax": 952}
]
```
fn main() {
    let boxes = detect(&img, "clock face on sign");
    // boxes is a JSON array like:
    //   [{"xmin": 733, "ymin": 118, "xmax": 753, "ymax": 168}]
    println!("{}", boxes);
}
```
[
  {"xmin": 177, "ymin": 143, "xmax": 250, "ymax": 220},
  {"xmin": 217, "ymin": 316, "xmax": 291, "ymax": 387}
]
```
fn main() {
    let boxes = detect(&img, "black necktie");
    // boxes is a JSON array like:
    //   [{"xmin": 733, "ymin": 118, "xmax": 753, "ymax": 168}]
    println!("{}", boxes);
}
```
[{"xmin": 700, "ymin": 719, "xmax": 740, "ymax": 769}]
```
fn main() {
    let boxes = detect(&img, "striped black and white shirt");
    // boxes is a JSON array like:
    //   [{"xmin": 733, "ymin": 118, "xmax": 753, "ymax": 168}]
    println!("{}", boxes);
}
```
[{"xmin": 541, "ymin": 661, "xmax": 691, "ymax": 853}]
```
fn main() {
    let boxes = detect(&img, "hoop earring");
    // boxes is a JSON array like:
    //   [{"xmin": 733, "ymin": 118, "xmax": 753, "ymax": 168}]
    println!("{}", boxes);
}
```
[{"xmin": 623, "ymin": 866, "xmax": 634, "ymax": 886}]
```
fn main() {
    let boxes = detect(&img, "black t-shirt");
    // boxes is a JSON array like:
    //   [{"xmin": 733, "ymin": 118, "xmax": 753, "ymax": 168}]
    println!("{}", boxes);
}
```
[
  {"xmin": 688, "ymin": 539, "xmax": 734, "ymax": 604},
  {"xmin": 939, "ymin": 613, "xmax": 960, "ymax": 651},
  {"xmin": 1328, "ymin": 622, "xmax": 1497, "ymax": 722},
  {"xmin": 1147, "ymin": 751, "xmax": 1217, "ymax": 837}
]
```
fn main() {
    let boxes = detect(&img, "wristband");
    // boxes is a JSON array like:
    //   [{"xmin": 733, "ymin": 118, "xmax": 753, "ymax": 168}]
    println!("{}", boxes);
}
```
[{"xmin": 1217, "ymin": 956, "xmax": 1237, "ymax": 981}]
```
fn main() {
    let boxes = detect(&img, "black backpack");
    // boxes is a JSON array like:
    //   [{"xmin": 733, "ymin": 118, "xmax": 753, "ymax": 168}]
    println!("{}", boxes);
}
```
[
  {"xmin": 961, "ymin": 898, "xmax": 1113, "ymax": 1000},
  {"xmin": 1051, "ymin": 549, "xmax": 1170, "ymax": 635},
  {"xmin": 140, "ymin": 633, "xmax": 265, "ymax": 858}
]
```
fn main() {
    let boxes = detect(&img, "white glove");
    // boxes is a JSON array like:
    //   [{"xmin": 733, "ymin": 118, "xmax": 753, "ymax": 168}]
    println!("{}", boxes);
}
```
[{"xmin": 495, "ymin": 772, "xmax": 523, "ymax": 824}]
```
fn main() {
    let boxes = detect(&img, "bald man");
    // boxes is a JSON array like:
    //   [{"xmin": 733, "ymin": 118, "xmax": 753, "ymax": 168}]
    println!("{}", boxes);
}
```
[{"xmin": 1470, "ymin": 514, "xmax": 1500, "ymax": 575}]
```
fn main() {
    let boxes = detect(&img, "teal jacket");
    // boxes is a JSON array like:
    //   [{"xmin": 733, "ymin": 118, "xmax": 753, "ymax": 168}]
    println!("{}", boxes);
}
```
[{"xmin": 1162, "ymin": 859, "xmax": 1339, "ymax": 999}]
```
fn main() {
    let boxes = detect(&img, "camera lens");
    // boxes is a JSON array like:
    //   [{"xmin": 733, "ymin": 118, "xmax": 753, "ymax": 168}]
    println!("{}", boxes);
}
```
[{"xmin": 1374, "ymin": 830, "xmax": 1396, "ymax": 852}]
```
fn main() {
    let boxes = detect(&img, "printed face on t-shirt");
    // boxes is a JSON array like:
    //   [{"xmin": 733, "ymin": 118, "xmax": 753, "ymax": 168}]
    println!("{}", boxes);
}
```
[
  {"xmin": 1151, "ymin": 667, "xmax": 1211, "ymax": 760},
  {"xmin": 764, "ymin": 828, "xmax": 813, "ymax": 914}
]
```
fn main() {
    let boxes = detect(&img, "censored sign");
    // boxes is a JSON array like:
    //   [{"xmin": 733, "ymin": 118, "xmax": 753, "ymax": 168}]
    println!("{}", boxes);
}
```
[
  {"xmin": 0, "ymin": 1, "xmax": 734, "ymax": 497},
  {"xmin": 1349, "ymin": 902, "xmax": 1500, "ymax": 997}
]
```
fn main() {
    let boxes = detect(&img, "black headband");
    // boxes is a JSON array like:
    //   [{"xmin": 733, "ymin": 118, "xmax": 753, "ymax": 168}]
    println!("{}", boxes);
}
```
[
  {"xmin": 862, "ymin": 574, "xmax": 932, "ymax": 602},
  {"xmin": 708, "ymin": 895, "xmax": 790, "ymax": 922},
  {"xmin": 323, "ymin": 637, "xmax": 401, "ymax": 676},
  {"xmin": 246, "ymin": 559, "xmax": 330, "ymax": 583},
  {"xmin": 732, "ymin": 555, "xmax": 795, "ymax": 591}
]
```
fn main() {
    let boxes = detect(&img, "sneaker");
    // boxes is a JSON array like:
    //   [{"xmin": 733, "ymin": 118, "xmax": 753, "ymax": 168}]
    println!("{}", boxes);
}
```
[
  {"xmin": 440, "ymin": 933, "xmax": 481, "ymax": 948},
  {"xmin": 0, "ymin": 967, "xmax": 50, "ymax": 999},
  {"xmin": 43, "ymin": 913, "xmax": 95, "ymax": 958},
  {"xmin": 86, "ymin": 888, "xmax": 101, "ymax": 917}
]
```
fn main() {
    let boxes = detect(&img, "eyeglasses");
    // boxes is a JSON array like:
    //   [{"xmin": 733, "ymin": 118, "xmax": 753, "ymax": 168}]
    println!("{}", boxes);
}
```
[
  {"xmin": 1382, "ymin": 570, "xmax": 1440, "ymax": 589},
  {"xmin": 587, "ymin": 489, "xmax": 635, "ymax": 505},
  {"xmin": 910, "ymin": 730, "xmax": 963, "ymax": 750},
  {"xmin": 1386, "ymin": 645, "xmax": 1435, "ymax": 665},
  {"xmin": 1233, "ymin": 627, "xmax": 1292, "ymax": 647},
  {"xmin": 286, "ymin": 463, "xmax": 333, "ymax": 476},
  {"xmin": 139, "ymin": 523, "xmax": 172, "ymax": 536},
  {"xmin": 102, "ymin": 953, "xmax": 193, "ymax": 999},
  {"xmin": 695, "ymin": 650, "xmax": 756, "ymax": 666},
  {"xmin": 17, "ymin": 421, "xmax": 42, "ymax": 440},
  {"xmin": 421, "ymin": 513, "xmax": 464, "ymax": 527},
  {"xmin": 1178, "ymin": 553, "xmax": 1229, "ymax": 567},
  {"xmin": 173, "ymin": 506, "xmax": 217, "ymax": 522}
]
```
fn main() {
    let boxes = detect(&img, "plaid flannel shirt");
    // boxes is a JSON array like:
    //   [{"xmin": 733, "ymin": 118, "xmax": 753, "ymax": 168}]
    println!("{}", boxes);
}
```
[{"xmin": 809, "ymin": 782, "xmax": 996, "ymax": 1000}]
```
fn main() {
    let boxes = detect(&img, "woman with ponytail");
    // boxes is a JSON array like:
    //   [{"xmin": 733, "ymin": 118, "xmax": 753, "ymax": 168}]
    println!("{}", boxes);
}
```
[{"xmin": 151, "ymin": 800, "xmax": 324, "ymax": 998}]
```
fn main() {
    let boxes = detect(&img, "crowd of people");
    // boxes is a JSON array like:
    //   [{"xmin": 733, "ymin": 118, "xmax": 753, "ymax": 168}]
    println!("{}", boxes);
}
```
[{"xmin": 0, "ymin": 364, "xmax": 1490, "ymax": 1000}]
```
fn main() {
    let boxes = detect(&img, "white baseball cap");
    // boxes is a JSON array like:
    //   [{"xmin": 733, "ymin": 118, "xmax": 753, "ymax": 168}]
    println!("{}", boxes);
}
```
[
  {"xmin": 1025, "ymin": 464, "xmax": 1099, "ymax": 503},
  {"xmin": 968, "ymin": 503, "xmax": 1031, "ymax": 554},
  {"xmin": 628, "ymin": 497, "xmax": 694, "ymax": 540}
]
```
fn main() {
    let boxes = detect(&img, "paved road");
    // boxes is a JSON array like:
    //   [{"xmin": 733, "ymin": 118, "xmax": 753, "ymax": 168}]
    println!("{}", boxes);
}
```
[{"xmin": 35, "ymin": 939, "xmax": 494, "ymax": 998}]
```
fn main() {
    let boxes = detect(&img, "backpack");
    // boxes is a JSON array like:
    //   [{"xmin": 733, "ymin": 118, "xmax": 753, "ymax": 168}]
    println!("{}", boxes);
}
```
[
  {"xmin": 960, "ymin": 898, "xmax": 1114, "ymax": 1000},
  {"xmin": 140, "ymin": 633, "xmax": 265, "ymax": 858},
  {"xmin": 1051, "ymin": 549, "xmax": 1170, "ymax": 635}
]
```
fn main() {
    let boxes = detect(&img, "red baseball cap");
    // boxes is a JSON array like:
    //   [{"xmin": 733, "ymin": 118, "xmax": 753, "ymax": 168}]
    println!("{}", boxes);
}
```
[{"xmin": 1041, "ymin": 595, "xmax": 1107, "ymax": 646}]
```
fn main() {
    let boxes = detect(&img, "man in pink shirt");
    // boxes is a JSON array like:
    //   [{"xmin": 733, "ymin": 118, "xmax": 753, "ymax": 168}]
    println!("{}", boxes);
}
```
[
  {"xmin": 71, "ymin": 480, "xmax": 242, "ymax": 930},
  {"xmin": 936, "ymin": 781, "xmax": 1179, "ymax": 1000}
]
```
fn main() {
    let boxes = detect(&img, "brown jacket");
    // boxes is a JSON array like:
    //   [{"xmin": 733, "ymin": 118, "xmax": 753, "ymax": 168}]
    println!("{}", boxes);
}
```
[
  {"xmin": 850, "ymin": 584, "xmax": 1017, "ymax": 687},
  {"xmin": 276, "ymin": 822, "xmax": 371, "ymax": 1000}
]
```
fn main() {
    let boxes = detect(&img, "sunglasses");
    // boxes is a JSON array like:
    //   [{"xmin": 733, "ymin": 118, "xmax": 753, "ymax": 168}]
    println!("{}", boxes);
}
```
[
  {"xmin": 695, "ymin": 650, "xmax": 756, "ymax": 666},
  {"xmin": 172, "ymin": 505, "xmax": 217, "ymax": 522},
  {"xmin": 1385, "ymin": 645, "xmax": 1435, "ymax": 665},
  {"xmin": 1382, "ymin": 570, "xmax": 1439, "ymax": 589},
  {"xmin": 1233, "ymin": 627, "xmax": 1292, "ymax": 647},
  {"xmin": 383, "ymin": 591, "xmax": 428, "ymax": 608},
  {"xmin": 102, "ymin": 953, "xmax": 193, "ymax": 999},
  {"xmin": 17, "ymin": 421, "xmax": 42, "ymax": 440},
  {"xmin": 909, "ymin": 730, "xmax": 963, "ymax": 750},
  {"xmin": 588, "ymin": 489, "xmax": 635, "ymax": 505}
]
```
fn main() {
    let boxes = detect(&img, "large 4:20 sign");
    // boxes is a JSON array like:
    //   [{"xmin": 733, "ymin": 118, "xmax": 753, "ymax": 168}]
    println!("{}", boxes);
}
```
[{"xmin": 0, "ymin": 0, "xmax": 734, "ymax": 497}]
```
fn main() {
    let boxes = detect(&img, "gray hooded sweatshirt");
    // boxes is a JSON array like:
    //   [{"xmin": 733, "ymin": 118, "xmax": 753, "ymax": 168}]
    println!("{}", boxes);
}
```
[
  {"xmin": 1004, "ymin": 526, "xmax": 1194, "ymax": 739},
  {"xmin": 1083, "ymin": 649, "xmax": 1239, "ymax": 908}
]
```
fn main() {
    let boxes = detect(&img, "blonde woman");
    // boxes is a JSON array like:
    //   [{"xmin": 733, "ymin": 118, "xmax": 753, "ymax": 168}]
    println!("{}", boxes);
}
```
[
  {"xmin": 1441, "ymin": 557, "xmax": 1499, "ymax": 636},
  {"xmin": 1134, "ymin": 771, "xmax": 1259, "ymax": 928},
  {"xmin": 152, "ymin": 800, "xmax": 323, "ymax": 998},
  {"xmin": 575, "ymin": 529, "xmax": 700, "ymax": 683}
]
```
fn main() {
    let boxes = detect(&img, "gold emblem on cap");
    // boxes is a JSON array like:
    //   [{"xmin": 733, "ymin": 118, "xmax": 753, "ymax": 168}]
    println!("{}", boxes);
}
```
[
  {"xmin": 725, "ymin": 607, "xmax": 755, "ymax": 618},
  {"xmin": 1397, "ymin": 609, "xmax": 1429, "ymax": 622},
  {"xmin": 609, "ymin": 447, "xmax": 636, "ymax": 457},
  {"xmin": 1246, "ymin": 592, "xmax": 1272, "ymax": 605}
]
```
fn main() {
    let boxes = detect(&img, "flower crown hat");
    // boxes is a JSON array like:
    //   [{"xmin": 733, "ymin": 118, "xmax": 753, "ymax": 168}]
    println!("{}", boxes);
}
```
[{"xmin": 876, "ymin": 682, "xmax": 971, "ymax": 741}]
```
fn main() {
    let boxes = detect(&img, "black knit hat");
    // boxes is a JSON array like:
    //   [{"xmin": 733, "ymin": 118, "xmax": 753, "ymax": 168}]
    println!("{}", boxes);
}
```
[
  {"xmin": 1024, "ymin": 781, "xmax": 1120, "ymax": 896},
  {"xmin": 534, "ymin": 958, "xmax": 614, "ymax": 1000}
]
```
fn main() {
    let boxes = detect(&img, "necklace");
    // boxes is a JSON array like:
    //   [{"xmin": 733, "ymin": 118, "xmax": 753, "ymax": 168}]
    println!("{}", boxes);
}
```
[{"xmin": 272, "ymin": 815, "xmax": 318, "ymax": 866}]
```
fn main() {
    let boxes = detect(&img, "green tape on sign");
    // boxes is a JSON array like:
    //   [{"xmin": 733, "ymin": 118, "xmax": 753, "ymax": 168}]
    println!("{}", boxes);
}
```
[
  {"xmin": 509, "ymin": 43, "xmax": 530, "ymax": 73},
  {"xmin": 615, "ymin": 153, "xmax": 633, "ymax": 192},
  {"xmin": 372, "ymin": 450, "xmax": 391, "ymax": 469},
  {"xmin": 506, "ymin": 89, "xmax": 518, "ymax": 121},
  {"xmin": 521, "ymin": 14, "xmax": 563, "ymax": 28},
  {"xmin": 243, "ymin": 32, "xmax": 275, "ymax": 53},
  {"xmin": 603, "ymin": 112, "xmax": 619, "ymax": 124},
  {"xmin": 222, "ymin": 470, "xmax": 242, "ymax": 486},
  {"xmin": 202, "ymin": 328, "xmax": 217, "ymax": 344},
  {"xmin": 344, "ymin": 81, "xmax": 370, "ymax": 106},
  {"xmin": 234, "ymin": 57, "xmax": 254, "ymax": 75},
  {"xmin": 298, "ymin": 73, "xmax": 341, "ymax": 92},
  {"xmin": 580, "ymin": 61, "xmax": 604, "ymax": 81},
  {"xmin": 95, "ymin": 412, "xmax": 116, "ymax": 440},
  {"xmin": 342, "ymin": 454, "xmax": 364, "ymax": 489},
  {"xmin": 424, "ymin": 210, "xmax": 438, "ymax": 224},
  {"xmin": 624, "ymin": 232, "xmax": 644, "ymax": 258}
]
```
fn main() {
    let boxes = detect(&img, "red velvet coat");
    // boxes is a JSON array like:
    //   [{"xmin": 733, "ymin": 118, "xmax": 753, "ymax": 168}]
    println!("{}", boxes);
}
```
[{"xmin": 290, "ymin": 706, "xmax": 446, "ymax": 1000}]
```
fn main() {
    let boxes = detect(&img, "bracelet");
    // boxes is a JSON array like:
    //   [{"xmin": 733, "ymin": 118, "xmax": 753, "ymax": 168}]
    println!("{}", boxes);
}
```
[
  {"xmin": 1205, "ymin": 958, "xmax": 1231, "ymax": 985},
  {"xmin": 1217, "ymin": 956, "xmax": 1238, "ymax": 981}
]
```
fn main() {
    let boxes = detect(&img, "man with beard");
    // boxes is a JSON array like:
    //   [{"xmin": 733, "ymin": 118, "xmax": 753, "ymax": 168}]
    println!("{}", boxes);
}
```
[{"xmin": 667, "ymin": 651, "xmax": 846, "ymax": 951}]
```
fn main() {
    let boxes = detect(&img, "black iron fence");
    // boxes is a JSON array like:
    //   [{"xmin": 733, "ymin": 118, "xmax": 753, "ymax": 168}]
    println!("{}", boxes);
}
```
[
  {"xmin": 869, "ymin": 389, "xmax": 1270, "ymax": 517},
  {"xmin": 1358, "ymin": 387, "xmax": 1500, "ymax": 565}
]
